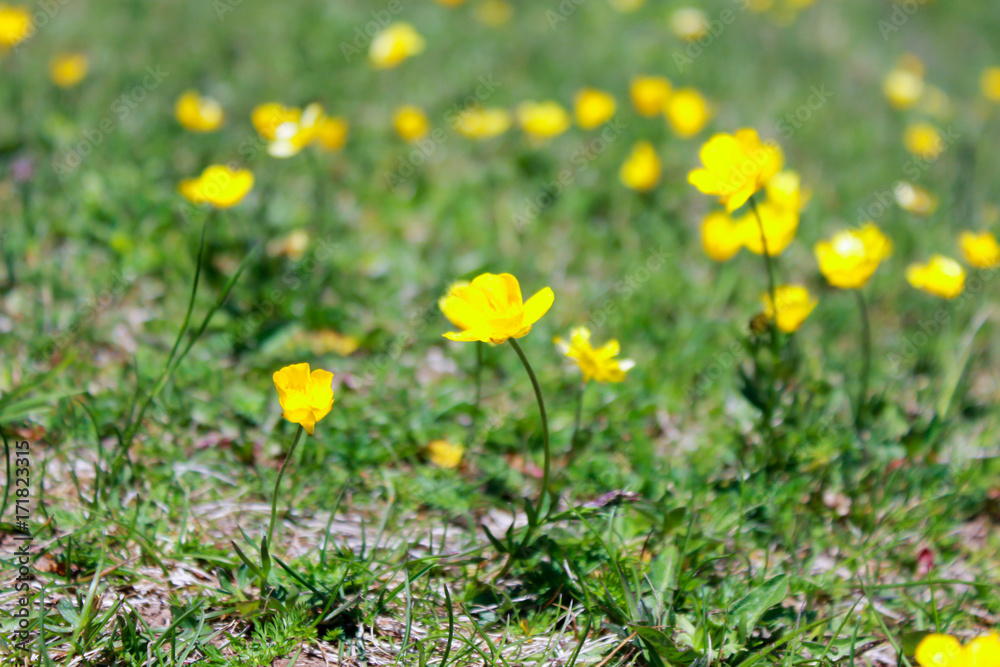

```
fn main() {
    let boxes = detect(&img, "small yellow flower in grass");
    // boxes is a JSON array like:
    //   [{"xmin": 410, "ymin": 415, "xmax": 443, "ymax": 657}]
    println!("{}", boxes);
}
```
[
  {"xmin": 762, "ymin": 285, "xmax": 817, "ymax": 333},
  {"xmin": 369, "ymin": 22, "xmax": 425, "ymax": 69},
  {"xmin": 664, "ymin": 88, "xmax": 711, "ymax": 138},
  {"xmin": 175, "ymin": 90, "xmax": 224, "ymax": 132},
  {"xmin": 517, "ymin": 100, "xmax": 571, "ymax": 140},
  {"xmin": 981, "ymin": 67, "xmax": 1000, "ymax": 103},
  {"xmin": 916, "ymin": 633, "xmax": 1000, "ymax": 667},
  {"xmin": 393, "ymin": 105, "xmax": 430, "ymax": 142},
  {"xmin": 619, "ymin": 140, "xmax": 661, "ymax": 192},
  {"xmin": 814, "ymin": 224, "xmax": 893, "ymax": 289},
  {"xmin": 701, "ymin": 211, "xmax": 745, "ymax": 262},
  {"xmin": 454, "ymin": 107, "xmax": 511, "ymax": 139},
  {"xmin": 272, "ymin": 363, "xmax": 334, "ymax": 435},
  {"xmin": 0, "ymin": 4, "xmax": 30, "ymax": 50},
  {"xmin": 883, "ymin": 66, "xmax": 924, "ymax": 110},
  {"xmin": 426, "ymin": 439, "xmax": 463, "ymax": 469},
  {"xmin": 252, "ymin": 102, "xmax": 301, "ymax": 141},
  {"xmin": 554, "ymin": 326, "xmax": 634, "ymax": 383},
  {"xmin": 630, "ymin": 76, "xmax": 672, "ymax": 116},
  {"xmin": 670, "ymin": 7, "xmax": 709, "ymax": 41},
  {"xmin": 474, "ymin": 0, "xmax": 512, "ymax": 25},
  {"xmin": 766, "ymin": 170, "xmax": 809, "ymax": 212},
  {"xmin": 179, "ymin": 164, "xmax": 254, "ymax": 208},
  {"xmin": 441, "ymin": 272, "xmax": 554, "ymax": 344},
  {"xmin": 959, "ymin": 231, "xmax": 1000, "ymax": 269},
  {"xmin": 688, "ymin": 128, "xmax": 783, "ymax": 213},
  {"xmin": 50, "ymin": 53, "xmax": 88, "ymax": 88},
  {"xmin": 904, "ymin": 122, "xmax": 944, "ymax": 158},
  {"xmin": 268, "ymin": 103, "xmax": 325, "ymax": 158},
  {"xmin": 906, "ymin": 255, "xmax": 966, "ymax": 299},
  {"xmin": 315, "ymin": 115, "xmax": 349, "ymax": 151},
  {"xmin": 894, "ymin": 181, "xmax": 937, "ymax": 216},
  {"xmin": 738, "ymin": 200, "xmax": 799, "ymax": 256},
  {"xmin": 574, "ymin": 88, "xmax": 616, "ymax": 130}
]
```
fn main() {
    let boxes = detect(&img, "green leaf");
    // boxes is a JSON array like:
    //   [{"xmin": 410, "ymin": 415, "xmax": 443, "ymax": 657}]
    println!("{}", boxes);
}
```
[{"xmin": 729, "ymin": 574, "xmax": 789, "ymax": 642}]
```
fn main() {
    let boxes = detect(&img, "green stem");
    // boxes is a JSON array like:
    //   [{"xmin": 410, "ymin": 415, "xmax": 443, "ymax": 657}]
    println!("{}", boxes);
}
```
[
  {"xmin": 749, "ymin": 196, "xmax": 782, "ymax": 433},
  {"xmin": 508, "ymin": 338, "xmax": 551, "ymax": 526},
  {"xmin": 165, "ymin": 216, "xmax": 208, "ymax": 371},
  {"xmin": 569, "ymin": 381, "xmax": 586, "ymax": 459},
  {"xmin": 469, "ymin": 341, "xmax": 483, "ymax": 443},
  {"xmin": 854, "ymin": 289, "xmax": 872, "ymax": 433},
  {"xmin": 267, "ymin": 424, "xmax": 304, "ymax": 546}
]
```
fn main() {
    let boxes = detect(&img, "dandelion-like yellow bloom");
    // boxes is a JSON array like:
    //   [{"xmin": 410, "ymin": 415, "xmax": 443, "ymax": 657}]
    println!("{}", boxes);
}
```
[
  {"xmin": 474, "ymin": 0, "xmax": 512, "ymax": 25},
  {"xmin": 670, "ymin": 7, "xmax": 709, "ymax": 41},
  {"xmin": 316, "ymin": 116, "xmax": 348, "ymax": 151},
  {"xmin": 916, "ymin": 633, "xmax": 1000, "ymax": 667},
  {"xmin": 765, "ymin": 170, "xmax": 808, "ymax": 212},
  {"xmin": 630, "ymin": 76, "xmax": 672, "ymax": 116},
  {"xmin": 454, "ymin": 107, "xmax": 511, "ymax": 139},
  {"xmin": 883, "ymin": 67, "xmax": 924, "ymax": 110},
  {"xmin": 0, "ymin": 4, "xmax": 30, "ymax": 51},
  {"xmin": 664, "ymin": 88, "xmax": 711, "ymax": 138},
  {"xmin": 738, "ymin": 200, "xmax": 799, "ymax": 256},
  {"xmin": 49, "ymin": 53, "xmax": 88, "ymax": 88},
  {"xmin": 814, "ymin": 224, "xmax": 893, "ymax": 289},
  {"xmin": 369, "ymin": 22, "xmax": 425, "ymax": 69},
  {"xmin": 619, "ymin": 140, "xmax": 661, "ymax": 192},
  {"xmin": 517, "ymin": 100, "xmax": 571, "ymax": 139},
  {"xmin": 762, "ymin": 285, "xmax": 817, "ymax": 333},
  {"xmin": 688, "ymin": 128, "xmax": 783, "ymax": 213},
  {"xmin": 179, "ymin": 164, "xmax": 254, "ymax": 208},
  {"xmin": 554, "ymin": 327, "xmax": 634, "ymax": 383},
  {"xmin": 701, "ymin": 211, "xmax": 745, "ymax": 262},
  {"xmin": 175, "ymin": 90, "xmax": 224, "ymax": 132},
  {"xmin": 904, "ymin": 122, "xmax": 943, "ymax": 158},
  {"xmin": 268, "ymin": 103, "xmax": 325, "ymax": 158},
  {"xmin": 252, "ymin": 103, "xmax": 301, "ymax": 141},
  {"xmin": 907, "ymin": 256, "xmax": 966, "ymax": 298},
  {"xmin": 894, "ymin": 181, "xmax": 937, "ymax": 216},
  {"xmin": 393, "ymin": 105, "xmax": 430, "ymax": 142},
  {"xmin": 426, "ymin": 439, "xmax": 463, "ymax": 468},
  {"xmin": 959, "ymin": 231, "xmax": 1000, "ymax": 269},
  {"xmin": 441, "ymin": 273, "xmax": 554, "ymax": 344},
  {"xmin": 273, "ymin": 363, "xmax": 334, "ymax": 435},
  {"xmin": 981, "ymin": 67, "xmax": 1000, "ymax": 103},
  {"xmin": 574, "ymin": 88, "xmax": 616, "ymax": 130}
]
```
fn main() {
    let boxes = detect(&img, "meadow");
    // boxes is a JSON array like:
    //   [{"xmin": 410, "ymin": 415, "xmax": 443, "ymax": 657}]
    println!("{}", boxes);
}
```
[{"xmin": 1, "ymin": 0, "xmax": 999, "ymax": 665}]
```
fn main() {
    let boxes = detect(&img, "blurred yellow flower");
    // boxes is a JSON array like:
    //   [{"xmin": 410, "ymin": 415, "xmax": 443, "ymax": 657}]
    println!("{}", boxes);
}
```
[
  {"xmin": 574, "ymin": 88, "xmax": 616, "ymax": 130},
  {"xmin": 252, "ymin": 102, "xmax": 301, "ymax": 141},
  {"xmin": 981, "ymin": 67, "xmax": 1000, "ymax": 102},
  {"xmin": 517, "ymin": 100, "xmax": 571, "ymax": 139},
  {"xmin": 918, "ymin": 85, "xmax": 953, "ymax": 120},
  {"xmin": 393, "ymin": 105, "xmax": 430, "ymax": 141},
  {"xmin": 959, "ymin": 231, "xmax": 1000, "ymax": 269},
  {"xmin": 179, "ymin": 165, "xmax": 254, "ymax": 208},
  {"xmin": 619, "ymin": 140, "xmax": 661, "ymax": 192},
  {"xmin": 883, "ymin": 67, "xmax": 924, "ymax": 110},
  {"xmin": 894, "ymin": 181, "xmax": 937, "ymax": 216},
  {"xmin": 738, "ymin": 200, "xmax": 798, "ymax": 256},
  {"xmin": 916, "ymin": 633, "xmax": 1000, "ymax": 667},
  {"xmin": 441, "ymin": 272, "xmax": 554, "ymax": 344},
  {"xmin": 630, "ymin": 76, "xmax": 672, "ymax": 116},
  {"xmin": 765, "ymin": 170, "xmax": 809, "ymax": 212},
  {"xmin": 316, "ymin": 115, "xmax": 349, "ymax": 151},
  {"xmin": 273, "ymin": 363, "xmax": 334, "ymax": 435},
  {"xmin": 608, "ymin": 0, "xmax": 645, "ymax": 12},
  {"xmin": 369, "ymin": 22, "xmax": 425, "ymax": 69},
  {"xmin": 664, "ymin": 88, "xmax": 711, "ymax": 138},
  {"xmin": 266, "ymin": 229, "xmax": 310, "ymax": 260},
  {"xmin": 966, "ymin": 634, "xmax": 1000, "ymax": 667},
  {"xmin": 670, "ymin": 7, "xmax": 709, "ymax": 41},
  {"xmin": 475, "ymin": 0, "xmax": 512, "ymax": 25},
  {"xmin": 175, "ymin": 90, "xmax": 224, "ymax": 132},
  {"xmin": 814, "ymin": 224, "xmax": 893, "ymax": 289},
  {"xmin": 454, "ymin": 107, "xmax": 511, "ymax": 139},
  {"xmin": 434, "ymin": 0, "xmax": 466, "ymax": 6},
  {"xmin": 269, "ymin": 102, "xmax": 324, "ymax": 157},
  {"xmin": 903, "ymin": 122, "xmax": 943, "ymax": 158},
  {"xmin": 426, "ymin": 439, "xmax": 463, "ymax": 469},
  {"xmin": 701, "ymin": 211, "xmax": 745, "ymax": 262},
  {"xmin": 554, "ymin": 326, "xmax": 634, "ymax": 383},
  {"xmin": 762, "ymin": 285, "xmax": 817, "ymax": 333},
  {"xmin": 688, "ymin": 128, "xmax": 783, "ymax": 213},
  {"xmin": 49, "ymin": 53, "xmax": 88, "ymax": 88},
  {"xmin": 0, "ymin": 4, "xmax": 30, "ymax": 51}
]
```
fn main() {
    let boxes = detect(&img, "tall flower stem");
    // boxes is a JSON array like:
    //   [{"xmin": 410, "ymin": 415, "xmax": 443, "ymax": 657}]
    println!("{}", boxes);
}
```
[
  {"xmin": 749, "ymin": 196, "xmax": 782, "ymax": 428},
  {"xmin": 469, "ymin": 342, "xmax": 483, "ymax": 443},
  {"xmin": 508, "ymin": 338, "xmax": 551, "ymax": 526},
  {"xmin": 569, "ymin": 381, "xmax": 586, "ymax": 460},
  {"xmin": 854, "ymin": 289, "xmax": 872, "ymax": 434},
  {"xmin": 267, "ymin": 424, "xmax": 304, "ymax": 546}
]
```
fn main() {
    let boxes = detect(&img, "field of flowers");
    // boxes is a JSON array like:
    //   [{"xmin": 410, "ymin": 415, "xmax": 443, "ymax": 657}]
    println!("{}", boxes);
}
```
[{"xmin": 1, "ymin": 0, "xmax": 999, "ymax": 664}]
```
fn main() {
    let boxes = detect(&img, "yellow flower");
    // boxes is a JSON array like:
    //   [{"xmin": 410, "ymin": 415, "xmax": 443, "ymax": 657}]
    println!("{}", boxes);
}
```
[
  {"xmin": 267, "ymin": 103, "xmax": 326, "ymax": 158},
  {"xmin": 454, "ymin": 107, "xmax": 511, "ymax": 139},
  {"xmin": 608, "ymin": 0, "xmax": 645, "ymax": 12},
  {"xmin": 441, "ymin": 272, "xmax": 554, "ymax": 344},
  {"xmin": 272, "ymin": 363, "xmax": 334, "ymax": 435},
  {"xmin": 883, "ymin": 67, "xmax": 924, "ymax": 110},
  {"xmin": 688, "ymin": 128, "xmax": 784, "ymax": 213},
  {"xmin": 315, "ymin": 115, "xmax": 349, "ymax": 151},
  {"xmin": 765, "ymin": 170, "xmax": 808, "ymax": 212},
  {"xmin": 369, "ymin": 22, "xmax": 425, "ymax": 69},
  {"xmin": 175, "ymin": 90, "xmax": 224, "ymax": 132},
  {"xmin": 619, "ymin": 140, "xmax": 661, "ymax": 192},
  {"xmin": 179, "ymin": 164, "xmax": 254, "ymax": 208},
  {"xmin": 574, "ymin": 88, "xmax": 616, "ymax": 130},
  {"xmin": 701, "ymin": 211, "xmax": 745, "ymax": 262},
  {"xmin": 738, "ymin": 200, "xmax": 798, "ymax": 256},
  {"xmin": 630, "ymin": 76, "xmax": 672, "ymax": 116},
  {"xmin": 554, "ymin": 326, "xmax": 634, "ymax": 383},
  {"xmin": 664, "ymin": 88, "xmax": 711, "ymax": 138},
  {"xmin": 426, "ymin": 439, "xmax": 464, "ymax": 469},
  {"xmin": 906, "ymin": 255, "xmax": 966, "ymax": 299},
  {"xmin": 966, "ymin": 634, "xmax": 1000, "ymax": 667},
  {"xmin": 814, "ymin": 224, "xmax": 893, "ymax": 289},
  {"xmin": 915, "ymin": 633, "xmax": 1000, "ymax": 667},
  {"xmin": 894, "ymin": 181, "xmax": 937, "ymax": 216},
  {"xmin": 904, "ymin": 122, "xmax": 943, "ymax": 158},
  {"xmin": 517, "ymin": 100, "xmax": 571, "ymax": 139},
  {"xmin": 981, "ymin": 67, "xmax": 1000, "ymax": 102},
  {"xmin": 670, "ymin": 7, "xmax": 709, "ymax": 41},
  {"xmin": 474, "ymin": 0, "xmax": 512, "ymax": 25},
  {"xmin": 49, "ymin": 53, "xmax": 88, "ymax": 88},
  {"xmin": 252, "ymin": 102, "xmax": 301, "ymax": 141},
  {"xmin": 0, "ymin": 4, "xmax": 30, "ymax": 51},
  {"xmin": 393, "ymin": 105, "xmax": 430, "ymax": 141},
  {"xmin": 434, "ymin": 0, "xmax": 466, "ymax": 5},
  {"xmin": 762, "ymin": 285, "xmax": 817, "ymax": 333},
  {"xmin": 959, "ymin": 231, "xmax": 1000, "ymax": 269}
]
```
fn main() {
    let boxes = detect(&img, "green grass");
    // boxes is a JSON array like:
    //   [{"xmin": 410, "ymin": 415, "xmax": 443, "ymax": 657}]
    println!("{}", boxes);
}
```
[{"xmin": 1, "ymin": 0, "xmax": 999, "ymax": 664}]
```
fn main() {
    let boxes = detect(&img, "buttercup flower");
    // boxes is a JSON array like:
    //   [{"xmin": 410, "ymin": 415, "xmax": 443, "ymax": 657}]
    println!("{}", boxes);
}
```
[
  {"xmin": 369, "ymin": 22, "xmax": 425, "ymax": 69},
  {"xmin": 670, "ymin": 7, "xmax": 709, "ymax": 41},
  {"xmin": 574, "ymin": 88, "xmax": 616, "ymax": 130},
  {"xmin": 904, "ymin": 122, "xmax": 944, "ymax": 158},
  {"xmin": 252, "ymin": 102, "xmax": 301, "ymax": 141},
  {"xmin": 765, "ymin": 170, "xmax": 808, "ymax": 212},
  {"xmin": 179, "ymin": 164, "xmax": 254, "ymax": 208},
  {"xmin": 272, "ymin": 363, "xmax": 334, "ymax": 435},
  {"xmin": 688, "ymin": 128, "xmax": 784, "ymax": 212},
  {"xmin": 814, "ymin": 224, "xmax": 893, "ymax": 289},
  {"xmin": 0, "ymin": 4, "xmax": 30, "ymax": 51},
  {"xmin": 701, "ymin": 211, "xmax": 745, "ymax": 262},
  {"xmin": 894, "ymin": 181, "xmax": 937, "ymax": 216},
  {"xmin": 762, "ymin": 285, "xmax": 817, "ymax": 333},
  {"xmin": 175, "ymin": 90, "xmax": 224, "ymax": 132},
  {"xmin": 50, "ymin": 53, "xmax": 88, "ymax": 88},
  {"xmin": 454, "ymin": 107, "xmax": 511, "ymax": 139},
  {"xmin": 474, "ymin": 0, "xmax": 512, "ymax": 25},
  {"xmin": 907, "ymin": 255, "xmax": 966, "ymax": 299},
  {"xmin": 981, "ymin": 67, "xmax": 1000, "ymax": 102},
  {"xmin": 959, "ymin": 231, "xmax": 1000, "ymax": 269},
  {"xmin": 554, "ymin": 326, "xmax": 634, "ymax": 383},
  {"xmin": 316, "ymin": 116, "xmax": 348, "ymax": 151},
  {"xmin": 619, "ymin": 140, "xmax": 661, "ymax": 192},
  {"xmin": 738, "ymin": 200, "xmax": 798, "ymax": 256},
  {"xmin": 516, "ymin": 100, "xmax": 571, "ymax": 139},
  {"xmin": 393, "ymin": 105, "xmax": 430, "ymax": 141},
  {"xmin": 664, "ymin": 88, "xmax": 711, "ymax": 138},
  {"xmin": 883, "ymin": 59, "xmax": 924, "ymax": 110},
  {"xmin": 441, "ymin": 272, "xmax": 554, "ymax": 344},
  {"xmin": 426, "ymin": 439, "xmax": 463, "ymax": 469},
  {"xmin": 916, "ymin": 633, "xmax": 1000, "ymax": 667},
  {"xmin": 630, "ymin": 76, "xmax": 672, "ymax": 116},
  {"xmin": 268, "ymin": 103, "xmax": 325, "ymax": 158}
]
